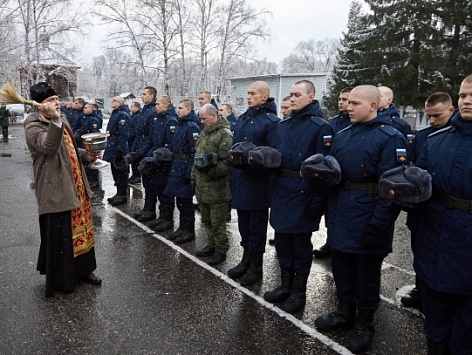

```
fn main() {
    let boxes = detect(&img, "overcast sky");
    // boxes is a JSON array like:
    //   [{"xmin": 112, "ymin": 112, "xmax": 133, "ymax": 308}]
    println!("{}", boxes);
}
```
[
  {"xmin": 79, "ymin": 0, "xmax": 362, "ymax": 64},
  {"xmin": 253, "ymin": 0, "xmax": 359, "ymax": 62}
]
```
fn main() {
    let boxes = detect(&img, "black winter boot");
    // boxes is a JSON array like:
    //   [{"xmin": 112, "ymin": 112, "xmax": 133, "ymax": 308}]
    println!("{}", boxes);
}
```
[
  {"xmin": 263, "ymin": 270, "xmax": 294, "ymax": 303},
  {"xmin": 175, "ymin": 220, "xmax": 195, "ymax": 244},
  {"xmin": 427, "ymin": 339, "xmax": 451, "ymax": 355},
  {"xmin": 107, "ymin": 191, "xmax": 119, "ymax": 203},
  {"xmin": 313, "ymin": 242, "xmax": 331, "ymax": 259},
  {"xmin": 314, "ymin": 300, "xmax": 356, "ymax": 331},
  {"xmin": 281, "ymin": 275, "xmax": 307, "ymax": 314},
  {"xmin": 240, "ymin": 252, "xmax": 263, "ymax": 286},
  {"xmin": 347, "ymin": 309, "xmax": 375, "ymax": 353},
  {"xmin": 109, "ymin": 186, "xmax": 127, "ymax": 206},
  {"xmin": 169, "ymin": 221, "xmax": 185, "ymax": 240},
  {"xmin": 137, "ymin": 201, "xmax": 156, "ymax": 222},
  {"xmin": 152, "ymin": 211, "xmax": 174, "ymax": 232},
  {"xmin": 227, "ymin": 250, "xmax": 251, "ymax": 279}
]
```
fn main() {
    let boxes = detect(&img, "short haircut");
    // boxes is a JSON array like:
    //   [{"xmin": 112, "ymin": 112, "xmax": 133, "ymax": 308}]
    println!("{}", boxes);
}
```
[
  {"xmin": 199, "ymin": 91, "xmax": 211, "ymax": 98},
  {"xmin": 425, "ymin": 92, "xmax": 453, "ymax": 107},
  {"xmin": 354, "ymin": 85, "xmax": 381, "ymax": 105},
  {"xmin": 75, "ymin": 98, "xmax": 85, "ymax": 105},
  {"xmin": 144, "ymin": 86, "xmax": 157, "ymax": 98},
  {"xmin": 158, "ymin": 95, "xmax": 171, "ymax": 105},
  {"xmin": 340, "ymin": 87, "xmax": 353, "ymax": 94},
  {"xmin": 180, "ymin": 98, "xmax": 194, "ymax": 110},
  {"xmin": 203, "ymin": 103, "xmax": 217, "ymax": 116},
  {"xmin": 251, "ymin": 81, "xmax": 270, "ymax": 96},
  {"xmin": 112, "ymin": 96, "xmax": 125, "ymax": 105},
  {"xmin": 294, "ymin": 80, "xmax": 315, "ymax": 94},
  {"xmin": 131, "ymin": 101, "xmax": 141, "ymax": 109},
  {"xmin": 221, "ymin": 103, "xmax": 233, "ymax": 112},
  {"xmin": 91, "ymin": 103, "xmax": 99, "ymax": 110},
  {"xmin": 378, "ymin": 85, "xmax": 394, "ymax": 100},
  {"xmin": 282, "ymin": 96, "xmax": 291, "ymax": 102},
  {"xmin": 462, "ymin": 74, "xmax": 472, "ymax": 84}
]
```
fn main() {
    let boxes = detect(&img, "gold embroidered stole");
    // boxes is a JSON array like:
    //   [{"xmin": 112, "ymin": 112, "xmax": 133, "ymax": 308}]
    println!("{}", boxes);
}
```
[{"xmin": 64, "ymin": 129, "xmax": 95, "ymax": 257}]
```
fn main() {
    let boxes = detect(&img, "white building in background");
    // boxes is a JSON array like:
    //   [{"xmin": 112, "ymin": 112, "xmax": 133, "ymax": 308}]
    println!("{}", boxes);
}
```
[{"xmin": 228, "ymin": 73, "xmax": 328, "ymax": 118}]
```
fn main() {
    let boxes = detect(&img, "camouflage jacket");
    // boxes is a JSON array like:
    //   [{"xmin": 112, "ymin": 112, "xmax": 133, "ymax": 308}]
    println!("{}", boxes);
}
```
[{"xmin": 192, "ymin": 116, "xmax": 233, "ymax": 204}]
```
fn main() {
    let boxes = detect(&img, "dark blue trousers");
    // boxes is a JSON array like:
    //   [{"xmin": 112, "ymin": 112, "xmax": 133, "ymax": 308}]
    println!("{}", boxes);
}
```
[
  {"xmin": 111, "ymin": 164, "xmax": 128, "ymax": 187},
  {"xmin": 418, "ymin": 278, "xmax": 472, "ymax": 354},
  {"xmin": 236, "ymin": 209, "xmax": 269, "ymax": 253},
  {"xmin": 332, "ymin": 251, "xmax": 385, "ymax": 310},
  {"xmin": 274, "ymin": 232, "xmax": 313, "ymax": 278},
  {"xmin": 176, "ymin": 197, "xmax": 194, "ymax": 222},
  {"xmin": 142, "ymin": 174, "xmax": 174, "ymax": 212}
]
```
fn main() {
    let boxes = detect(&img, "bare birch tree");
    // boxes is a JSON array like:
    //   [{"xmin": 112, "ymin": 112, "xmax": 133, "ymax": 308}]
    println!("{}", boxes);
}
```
[{"xmin": 215, "ymin": 0, "xmax": 270, "ymax": 101}]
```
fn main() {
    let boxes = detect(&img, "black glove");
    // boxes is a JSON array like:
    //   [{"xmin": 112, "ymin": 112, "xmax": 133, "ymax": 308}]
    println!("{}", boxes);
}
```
[
  {"xmin": 363, "ymin": 224, "xmax": 389, "ymax": 249},
  {"xmin": 184, "ymin": 177, "xmax": 191, "ymax": 185},
  {"xmin": 307, "ymin": 176, "xmax": 330, "ymax": 194},
  {"xmin": 125, "ymin": 151, "xmax": 140, "ymax": 165},
  {"xmin": 306, "ymin": 206, "xmax": 324, "ymax": 220},
  {"xmin": 138, "ymin": 157, "xmax": 155, "ymax": 174},
  {"xmin": 74, "ymin": 129, "xmax": 84, "ymax": 140},
  {"xmin": 190, "ymin": 179, "xmax": 195, "ymax": 193}
]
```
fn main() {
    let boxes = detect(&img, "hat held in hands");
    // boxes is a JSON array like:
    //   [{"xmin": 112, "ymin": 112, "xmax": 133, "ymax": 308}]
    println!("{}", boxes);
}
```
[
  {"xmin": 378, "ymin": 165, "xmax": 432, "ymax": 204},
  {"xmin": 300, "ymin": 153, "xmax": 341, "ymax": 186}
]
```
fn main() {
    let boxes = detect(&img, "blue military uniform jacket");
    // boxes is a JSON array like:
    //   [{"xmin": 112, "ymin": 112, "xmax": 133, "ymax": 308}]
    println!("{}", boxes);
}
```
[
  {"xmin": 103, "ymin": 105, "xmax": 130, "ymax": 162},
  {"xmin": 227, "ymin": 112, "xmax": 238, "ymax": 131},
  {"xmin": 230, "ymin": 98, "xmax": 280, "ymax": 210},
  {"xmin": 406, "ymin": 119, "xmax": 452, "ymax": 233},
  {"xmin": 164, "ymin": 112, "xmax": 200, "ymax": 198},
  {"xmin": 378, "ymin": 103, "xmax": 412, "ymax": 139},
  {"xmin": 327, "ymin": 115, "xmax": 408, "ymax": 254},
  {"xmin": 415, "ymin": 113, "xmax": 472, "ymax": 295},
  {"xmin": 146, "ymin": 105, "xmax": 178, "ymax": 185},
  {"xmin": 329, "ymin": 111, "xmax": 351, "ymax": 134},
  {"xmin": 270, "ymin": 100, "xmax": 333, "ymax": 233},
  {"xmin": 128, "ymin": 109, "xmax": 141, "ymax": 149},
  {"xmin": 75, "ymin": 113, "xmax": 101, "ymax": 148},
  {"xmin": 131, "ymin": 99, "xmax": 157, "ymax": 158}
]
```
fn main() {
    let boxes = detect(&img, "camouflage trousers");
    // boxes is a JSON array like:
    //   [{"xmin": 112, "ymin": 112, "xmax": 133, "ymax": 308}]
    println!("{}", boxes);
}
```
[{"xmin": 199, "ymin": 202, "xmax": 229, "ymax": 253}]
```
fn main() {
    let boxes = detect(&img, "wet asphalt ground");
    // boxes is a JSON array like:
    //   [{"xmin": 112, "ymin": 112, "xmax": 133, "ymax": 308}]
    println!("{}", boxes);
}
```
[{"xmin": 0, "ymin": 124, "xmax": 427, "ymax": 354}]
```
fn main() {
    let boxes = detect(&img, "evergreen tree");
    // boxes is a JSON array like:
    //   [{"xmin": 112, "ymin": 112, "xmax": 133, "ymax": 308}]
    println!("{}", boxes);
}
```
[
  {"xmin": 435, "ymin": 0, "xmax": 472, "ymax": 104},
  {"xmin": 324, "ymin": 1, "xmax": 373, "ymax": 111}
]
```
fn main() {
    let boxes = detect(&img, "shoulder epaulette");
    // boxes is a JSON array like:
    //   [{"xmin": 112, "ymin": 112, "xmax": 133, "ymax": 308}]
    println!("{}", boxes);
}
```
[
  {"xmin": 308, "ymin": 115, "xmax": 327, "ymax": 126},
  {"xmin": 428, "ymin": 125, "xmax": 454, "ymax": 137},
  {"xmin": 416, "ymin": 126, "xmax": 432, "ymax": 133},
  {"xmin": 265, "ymin": 112, "xmax": 280, "ymax": 123},
  {"xmin": 378, "ymin": 124, "xmax": 400, "ymax": 137},
  {"xmin": 337, "ymin": 125, "xmax": 352, "ymax": 135}
]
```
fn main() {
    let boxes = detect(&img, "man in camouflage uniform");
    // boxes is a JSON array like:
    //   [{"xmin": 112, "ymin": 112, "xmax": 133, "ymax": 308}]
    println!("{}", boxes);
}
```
[
  {"xmin": 192, "ymin": 104, "xmax": 233, "ymax": 265},
  {"xmin": 0, "ymin": 102, "xmax": 11, "ymax": 142}
]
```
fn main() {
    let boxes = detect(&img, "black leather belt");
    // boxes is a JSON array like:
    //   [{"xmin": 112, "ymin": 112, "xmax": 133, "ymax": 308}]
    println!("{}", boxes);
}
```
[
  {"xmin": 431, "ymin": 191, "xmax": 472, "ymax": 211},
  {"xmin": 282, "ymin": 169, "xmax": 301, "ymax": 178},
  {"xmin": 137, "ymin": 136, "xmax": 150, "ymax": 141},
  {"xmin": 173, "ymin": 154, "xmax": 189, "ymax": 160},
  {"xmin": 108, "ymin": 136, "xmax": 120, "ymax": 141},
  {"xmin": 343, "ymin": 181, "xmax": 378, "ymax": 194}
]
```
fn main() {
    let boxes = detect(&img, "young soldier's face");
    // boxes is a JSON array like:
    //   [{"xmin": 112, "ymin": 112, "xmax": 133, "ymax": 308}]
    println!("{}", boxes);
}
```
[
  {"xmin": 459, "ymin": 81, "xmax": 472, "ymax": 121},
  {"xmin": 338, "ymin": 92, "xmax": 350, "ymax": 112},
  {"xmin": 177, "ymin": 104, "xmax": 191, "ymax": 118},
  {"xmin": 84, "ymin": 105, "xmax": 94, "ymax": 115},
  {"xmin": 280, "ymin": 101, "xmax": 291, "ymax": 118},
  {"xmin": 141, "ymin": 89, "xmax": 154, "ymax": 105},
  {"xmin": 155, "ymin": 98, "xmax": 169, "ymax": 114},
  {"xmin": 425, "ymin": 102, "xmax": 454, "ymax": 129},
  {"xmin": 198, "ymin": 93, "xmax": 211, "ymax": 107},
  {"xmin": 247, "ymin": 84, "xmax": 268, "ymax": 108},
  {"xmin": 290, "ymin": 83, "xmax": 314, "ymax": 112},
  {"xmin": 347, "ymin": 89, "xmax": 377, "ymax": 123}
]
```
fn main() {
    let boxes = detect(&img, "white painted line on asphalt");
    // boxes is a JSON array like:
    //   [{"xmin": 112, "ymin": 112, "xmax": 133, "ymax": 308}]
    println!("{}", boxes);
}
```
[
  {"xmin": 382, "ymin": 261, "xmax": 416, "ymax": 276},
  {"xmin": 112, "ymin": 207, "xmax": 354, "ymax": 355}
]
